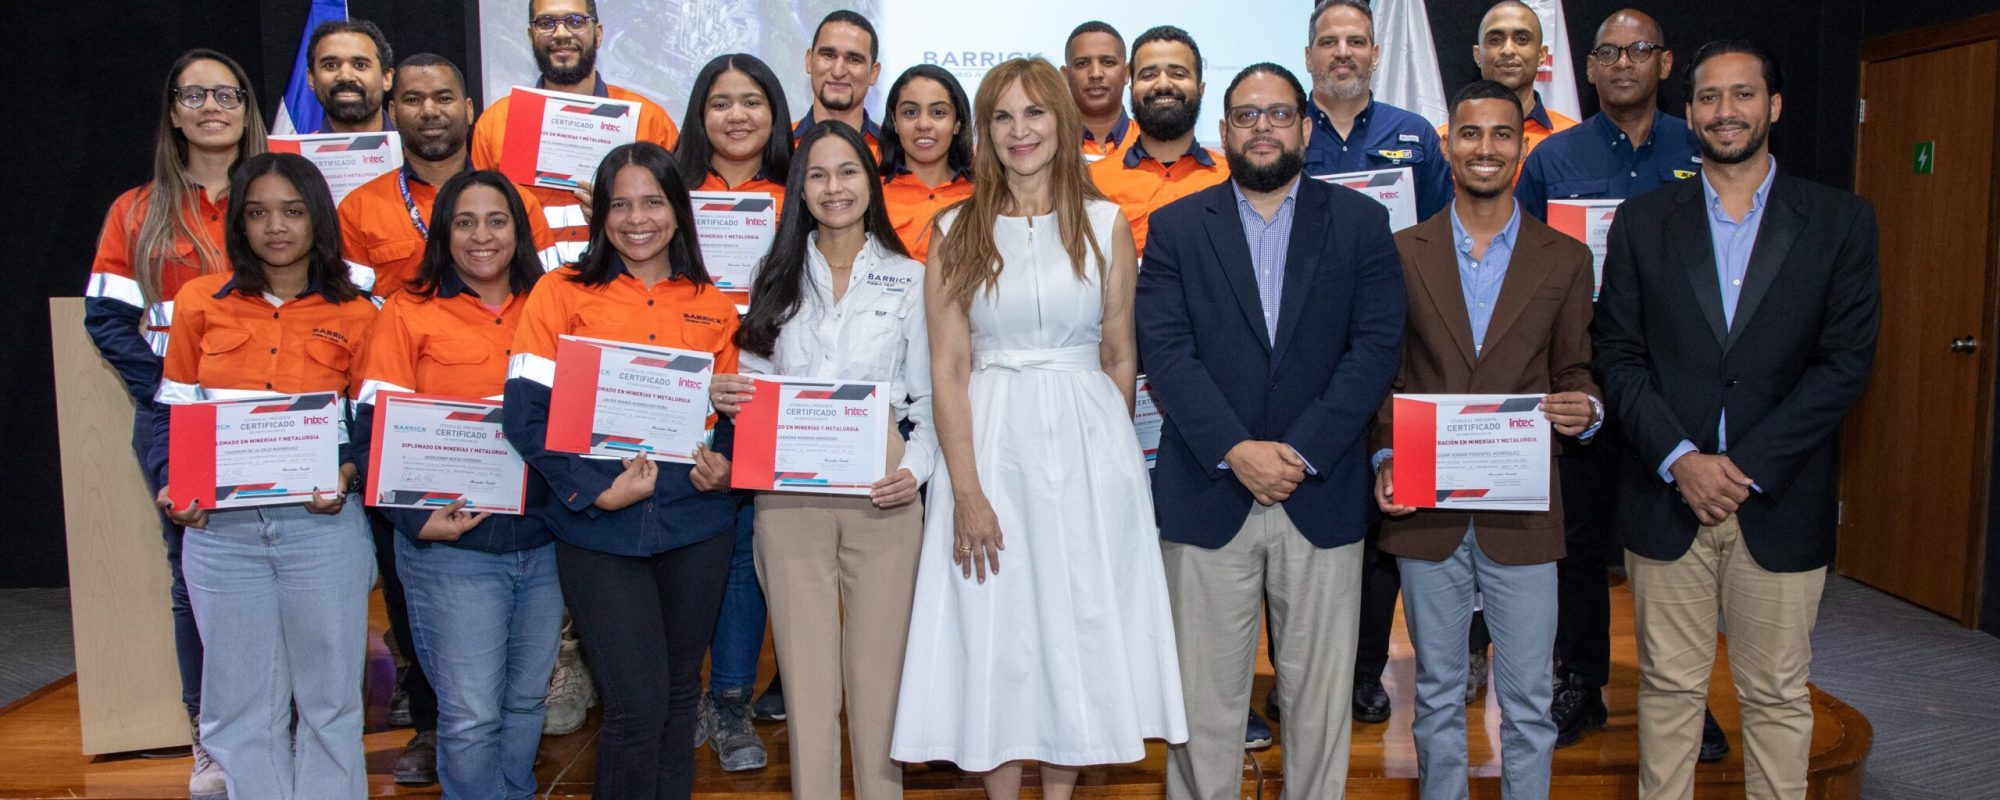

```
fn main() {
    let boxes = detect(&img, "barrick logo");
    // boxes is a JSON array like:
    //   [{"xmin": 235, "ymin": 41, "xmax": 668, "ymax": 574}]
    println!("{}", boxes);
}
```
[{"xmin": 923, "ymin": 50, "xmax": 1042, "ymax": 67}]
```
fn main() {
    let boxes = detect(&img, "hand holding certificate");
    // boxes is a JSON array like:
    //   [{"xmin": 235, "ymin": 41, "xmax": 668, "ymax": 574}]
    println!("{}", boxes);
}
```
[
  {"xmin": 1391, "ymin": 394, "xmax": 1551, "ymax": 511},
  {"xmin": 496, "ymin": 86, "xmax": 639, "ymax": 190},
  {"xmin": 546, "ymin": 335, "xmax": 716, "ymax": 463},
  {"xmin": 168, "ymin": 393, "xmax": 342, "ymax": 510},
  {"xmin": 366, "ymin": 392, "xmax": 528, "ymax": 514},
  {"xmin": 730, "ymin": 377, "xmax": 889, "ymax": 495}
]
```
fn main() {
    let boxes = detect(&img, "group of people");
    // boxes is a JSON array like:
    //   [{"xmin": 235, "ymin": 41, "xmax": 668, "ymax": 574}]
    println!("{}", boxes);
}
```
[{"xmin": 82, "ymin": 1, "xmax": 1880, "ymax": 800}]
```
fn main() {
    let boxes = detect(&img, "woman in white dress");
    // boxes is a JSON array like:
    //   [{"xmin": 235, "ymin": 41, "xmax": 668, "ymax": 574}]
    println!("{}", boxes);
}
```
[{"xmin": 891, "ymin": 57, "xmax": 1187, "ymax": 800}]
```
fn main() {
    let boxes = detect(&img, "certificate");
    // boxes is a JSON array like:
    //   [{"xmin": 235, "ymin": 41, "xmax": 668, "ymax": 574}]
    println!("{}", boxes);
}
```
[
  {"xmin": 365, "ymin": 392, "xmax": 527, "ymax": 514},
  {"xmin": 690, "ymin": 191, "xmax": 780, "ymax": 298},
  {"xmin": 496, "ymin": 86, "xmax": 639, "ymax": 190},
  {"xmin": 167, "ymin": 392, "xmax": 342, "ymax": 510},
  {"xmin": 545, "ymin": 335, "xmax": 715, "ymax": 463},
  {"xmin": 730, "ymin": 377, "xmax": 889, "ymax": 495},
  {"xmin": 268, "ymin": 132, "xmax": 403, "ymax": 205},
  {"xmin": 1314, "ymin": 166, "xmax": 1418, "ymax": 231},
  {"xmin": 1391, "ymin": 394, "xmax": 1551, "ymax": 511},
  {"xmin": 1134, "ymin": 375, "xmax": 1162, "ymax": 469},
  {"xmin": 1547, "ymin": 199, "xmax": 1622, "ymax": 297}
]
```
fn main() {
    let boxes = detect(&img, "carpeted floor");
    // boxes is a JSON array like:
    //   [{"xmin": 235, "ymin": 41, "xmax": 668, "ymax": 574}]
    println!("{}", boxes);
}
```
[{"xmin": 0, "ymin": 588, "xmax": 72, "ymax": 708}]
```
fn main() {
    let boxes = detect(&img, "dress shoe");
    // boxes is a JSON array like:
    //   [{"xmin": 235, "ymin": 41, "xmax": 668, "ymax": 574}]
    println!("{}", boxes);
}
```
[
  {"xmin": 1552, "ymin": 682, "xmax": 1608, "ymax": 747},
  {"xmin": 1700, "ymin": 708, "xmax": 1730, "ymax": 763},
  {"xmin": 1352, "ymin": 676, "xmax": 1391, "ymax": 723}
]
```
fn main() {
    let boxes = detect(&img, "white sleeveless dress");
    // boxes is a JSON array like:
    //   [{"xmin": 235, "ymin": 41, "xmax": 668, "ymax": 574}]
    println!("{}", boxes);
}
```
[{"xmin": 890, "ymin": 200, "xmax": 1188, "ymax": 771}]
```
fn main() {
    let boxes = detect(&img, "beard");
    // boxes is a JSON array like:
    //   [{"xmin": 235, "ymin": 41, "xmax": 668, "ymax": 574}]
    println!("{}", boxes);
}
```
[
  {"xmin": 408, "ymin": 125, "xmax": 466, "ymax": 162},
  {"xmin": 1226, "ymin": 142, "xmax": 1305, "ymax": 193},
  {"xmin": 1697, "ymin": 117, "xmax": 1770, "ymax": 165},
  {"xmin": 817, "ymin": 86, "xmax": 857, "ymax": 112},
  {"xmin": 1133, "ymin": 86, "xmax": 1200, "ymax": 141},
  {"xmin": 321, "ymin": 80, "xmax": 378, "ymax": 125},
  {"xmin": 1314, "ymin": 62, "xmax": 1373, "ymax": 101},
  {"xmin": 535, "ymin": 40, "xmax": 598, "ymax": 87}
]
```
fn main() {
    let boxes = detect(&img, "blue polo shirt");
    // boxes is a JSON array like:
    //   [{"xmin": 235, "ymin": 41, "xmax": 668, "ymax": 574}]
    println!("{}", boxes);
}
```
[
  {"xmin": 1303, "ymin": 96, "xmax": 1452, "ymax": 223},
  {"xmin": 1515, "ymin": 109, "xmax": 1702, "ymax": 221}
]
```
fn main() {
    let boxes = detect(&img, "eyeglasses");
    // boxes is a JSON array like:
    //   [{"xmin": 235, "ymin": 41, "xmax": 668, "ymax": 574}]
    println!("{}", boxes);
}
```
[
  {"xmin": 1587, "ymin": 41, "xmax": 1664, "ymax": 66},
  {"xmin": 531, "ymin": 13, "xmax": 594, "ymax": 34},
  {"xmin": 172, "ymin": 85, "xmax": 245, "ymax": 110},
  {"xmin": 1226, "ymin": 104, "xmax": 1301, "ymax": 128}
]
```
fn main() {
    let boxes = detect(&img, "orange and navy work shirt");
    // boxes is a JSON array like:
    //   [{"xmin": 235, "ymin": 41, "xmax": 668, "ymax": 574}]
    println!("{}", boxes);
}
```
[
  {"xmin": 882, "ymin": 169, "xmax": 972, "ymax": 263},
  {"xmin": 1081, "ymin": 111, "xmax": 1139, "ymax": 163},
  {"xmin": 502, "ymin": 261, "xmax": 741, "ymax": 556},
  {"xmin": 793, "ymin": 110, "xmax": 882, "ymax": 161},
  {"xmin": 1439, "ymin": 91, "xmax": 1578, "ymax": 185},
  {"xmin": 471, "ymin": 77, "xmax": 682, "ymax": 264},
  {"xmin": 338, "ymin": 164, "xmax": 561, "ymax": 298},
  {"xmin": 85, "ymin": 184, "xmax": 230, "ymax": 407},
  {"xmin": 1089, "ymin": 137, "xmax": 1231, "ymax": 254}
]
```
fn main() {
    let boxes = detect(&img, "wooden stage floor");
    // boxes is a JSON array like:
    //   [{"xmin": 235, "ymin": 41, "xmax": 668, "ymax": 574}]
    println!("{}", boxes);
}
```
[{"xmin": 0, "ymin": 580, "xmax": 1869, "ymax": 798}]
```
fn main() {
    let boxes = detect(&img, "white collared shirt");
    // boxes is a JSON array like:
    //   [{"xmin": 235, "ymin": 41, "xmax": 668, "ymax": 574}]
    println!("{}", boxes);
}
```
[{"xmin": 739, "ymin": 233, "xmax": 937, "ymax": 485}]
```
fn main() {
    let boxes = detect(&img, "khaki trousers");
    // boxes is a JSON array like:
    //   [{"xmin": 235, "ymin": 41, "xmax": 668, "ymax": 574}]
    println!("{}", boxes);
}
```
[{"xmin": 1627, "ymin": 515, "xmax": 1826, "ymax": 800}]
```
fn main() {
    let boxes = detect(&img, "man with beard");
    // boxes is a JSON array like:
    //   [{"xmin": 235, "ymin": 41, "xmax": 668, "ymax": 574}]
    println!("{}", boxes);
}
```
[
  {"xmin": 341, "ymin": 54, "xmax": 556, "ymax": 297},
  {"xmin": 1090, "ymin": 26, "xmax": 1230, "ymax": 254},
  {"xmin": 1372, "ymin": 79, "xmax": 1598, "ymax": 800},
  {"xmin": 1594, "ymin": 41, "xmax": 1879, "ymax": 800},
  {"xmin": 1063, "ymin": 21, "xmax": 1136, "ymax": 161},
  {"xmin": 1514, "ymin": 10, "xmax": 1727, "ymax": 765},
  {"xmin": 1138, "ymin": 63, "xmax": 1404, "ymax": 800},
  {"xmin": 306, "ymin": 19, "xmax": 394, "ymax": 134},
  {"xmin": 1454, "ymin": 1, "xmax": 1577, "ymax": 181},
  {"xmin": 1300, "ymin": 0, "xmax": 1450, "ymax": 222},
  {"xmin": 795, "ymin": 10, "xmax": 883, "ymax": 157},
  {"xmin": 471, "ymin": 0, "xmax": 680, "ymax": 262}
]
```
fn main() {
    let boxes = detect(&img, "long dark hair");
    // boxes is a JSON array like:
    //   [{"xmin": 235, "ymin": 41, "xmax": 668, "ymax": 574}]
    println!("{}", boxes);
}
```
[
  {"xmin": 224, "ymin": 153, "xmax": 361, "ymax": 302},
  {"xmin": 569, "ymin": 142, "xmax": 711, "ymax": 287},
  {"xmin": 134, "ymin": 48, "xmax": 269, "ymax": 305},
  {"xmin": 673, "ymin": 54, "xmax": 794, "ymax": 191},
  {"xmin": 878, "ymin": 64, "xmax": 974, "ymax": 181},
  {"xmin": 407, "ymin": 170, "xmax": 543, "ymax": 298},
  {"xmin": 737, "ymin": 122, "xmax": 909, "ymax": 358}
]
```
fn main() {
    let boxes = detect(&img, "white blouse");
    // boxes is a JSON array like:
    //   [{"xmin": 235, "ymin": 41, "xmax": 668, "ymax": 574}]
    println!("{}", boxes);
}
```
[{"xmin": 739, "ymin": 233, "xmax": 937, "ymax": 485}]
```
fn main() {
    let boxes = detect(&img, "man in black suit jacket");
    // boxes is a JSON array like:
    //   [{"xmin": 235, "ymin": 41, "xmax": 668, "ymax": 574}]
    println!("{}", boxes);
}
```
[
  {"xmin": 1138, "ymin": 63, "xmax": 1404, "ymax": 800},
  {"xmin": 1593, "ymin": 41, "xmax": 1879, "ymax": 800}
]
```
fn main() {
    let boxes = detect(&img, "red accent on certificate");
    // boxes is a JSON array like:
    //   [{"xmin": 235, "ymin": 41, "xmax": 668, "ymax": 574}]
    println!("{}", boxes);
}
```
[
  {"xmin": 168, "ymin": 392, "xmax": 342, "ymax": 510},
  {"xmin": 731, "ymin": 377, "xmax": 889, "ymax": 495},
  {"xmin": 1134, "ymin": 375, "xmax": 1161, "ymax": 469},
  {"xmin": 546, "ymin": 335, "xmax": 715, "ymax": 463},
  {"xmin": 1547, "ymin": 199, "xmax": 1622, "ymax": 297},
  {"xmin": 1314, "ymin": 166, "xmax": 1417, "ymax": 231},
  {"xmin": 366, "ymin": 392, "xmax": 528, "ymax": 514},
  {"xmin": 497, "ymin": 86, "xmax": 639, "ymax": 190},
  {"xmin": 268, "ymin": 132, "xmax": 403, "ymax": 205},
  {"xmin": 1392, "ymin": 394, "xmax": 1551, "ymax": 511}
]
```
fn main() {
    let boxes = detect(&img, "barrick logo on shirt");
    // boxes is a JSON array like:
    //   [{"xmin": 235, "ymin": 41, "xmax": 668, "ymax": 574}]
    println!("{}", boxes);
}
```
[
  {"xmin": 311, "ymin": 327, "xmax": 350, "ymax": 345},
  {"xmin": 865, "ymin": 271, "xmax": 914, "ymax": 286},
  {"xmin": 683, "ymin": 312, "xmax": 729, "ymax": 327}
]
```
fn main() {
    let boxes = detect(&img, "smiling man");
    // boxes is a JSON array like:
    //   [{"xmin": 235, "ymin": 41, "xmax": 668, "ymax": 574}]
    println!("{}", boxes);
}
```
[
  {"xmin": 1089, "ymin": 26, "xmax": 1231, "ymax": 254},
  {"xmin": 795, "ymin": 10, "xmax": 884, "ymax": 157},
  {"xmin": 1455, "ymin": 0, "xmax": 1577, "ymax": 179},
  {"xmin": 1300, "ymin": 0, "xmax": 1451, "ymax": 221},
  {"xmin": 306, "ymin": 18, "xmax": 394, "ymax": 133},
  {"xmin": 1062, "ymin": 20, "xmax": 1136, "ymax": 161}
]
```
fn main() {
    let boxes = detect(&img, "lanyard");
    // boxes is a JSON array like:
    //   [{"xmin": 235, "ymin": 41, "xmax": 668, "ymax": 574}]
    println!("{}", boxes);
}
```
[{"xmin": 397, "ymin": 169, "xmax": 429, "ymax": 240}]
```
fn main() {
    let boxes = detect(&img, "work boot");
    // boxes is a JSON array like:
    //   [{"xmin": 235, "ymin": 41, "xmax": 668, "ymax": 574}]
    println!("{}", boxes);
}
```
[
  {"xmin": 393, "ymin": 730, "xmax": 438, "ymax": 785},
  {"xmin": 543, "ymin": 633, "xmax": 595, "ymax": 735},
  {"xmin": 188, "ymin": 714, "xmax": 226, "ymax": 800},
  {"xmin": 708, "ymin": 687, "xmax": 768, "ymax": 772}
]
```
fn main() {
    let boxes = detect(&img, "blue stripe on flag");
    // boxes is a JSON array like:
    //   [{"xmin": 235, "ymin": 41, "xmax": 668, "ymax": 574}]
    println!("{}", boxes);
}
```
[{"xmin": 279, "ymin": 0, "xmax": 349, "ymax": 134}]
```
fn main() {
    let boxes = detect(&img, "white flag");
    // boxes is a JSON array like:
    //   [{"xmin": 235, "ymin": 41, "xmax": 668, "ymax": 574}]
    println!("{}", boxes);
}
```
[
  {"xmin": 1522, "ymin": 0, "xmax": 1581, "ymax": 121},
  {"xmin": 1373, "ymin": 0, "xmax": 1450, "ymax": 128}
]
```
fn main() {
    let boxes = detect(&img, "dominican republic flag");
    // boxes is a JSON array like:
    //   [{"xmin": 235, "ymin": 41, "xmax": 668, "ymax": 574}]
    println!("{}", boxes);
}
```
[
  {"xmin": 270, "ymin": 0, "xmax": 349, "ymax": 135},
  {"xmin": 1374, "ymin": 0, "xmax": 1449, "ymax": 128},
  {"xmin": 1523, "ymin": 0, "xmax": 1582, "ymax": 121}
]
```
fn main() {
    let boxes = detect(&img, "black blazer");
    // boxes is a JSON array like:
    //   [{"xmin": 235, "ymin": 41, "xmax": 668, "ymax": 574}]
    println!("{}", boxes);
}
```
[
  {"xmin": 1593, "ymin": 169, "xmax": 1880, "ymax": 572},
  {"xmin": 1137, "ymin": 177, "xmax": 1406, "ymax": 550}
]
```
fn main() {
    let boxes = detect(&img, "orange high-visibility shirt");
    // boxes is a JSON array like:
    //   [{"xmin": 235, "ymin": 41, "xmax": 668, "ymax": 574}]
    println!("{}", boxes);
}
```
[
  {"xmin": 158, "ymin": 273, "xmax": 378, "ymax": 401},
  {"xmin": 696, "ymin": 172, "xmax": 786, "ymax": 210},
  {"xmin": 338, "ymin": 166, "xmax": 560, "ymax": 297},
  {"xmin": 882, "ymin": 170, "xmax": 972, "ymax": 263},
  {"xmin": 86, "ymin": 184, "xmax": 231, "ymax": 367},
  {"xmin": 1081, "ymin": 112, "xmax": 1138, "ymax": 163},
  {"xmin": 508, "ymin": 265, "xmax": 740, "ymax": 383},
  {"xmin": 358, "ymin": 273, "xmax": 528, "ymax": 403},
  {"xmin": 1088, "ymin": 138, "xmax": 1231, "ymax": 253}
]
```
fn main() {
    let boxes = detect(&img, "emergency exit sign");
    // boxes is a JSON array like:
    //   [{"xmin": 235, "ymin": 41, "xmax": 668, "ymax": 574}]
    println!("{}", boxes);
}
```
[{"xmin": 1915, "ymin": 141, "xmax": 1936, "ymax": 175}]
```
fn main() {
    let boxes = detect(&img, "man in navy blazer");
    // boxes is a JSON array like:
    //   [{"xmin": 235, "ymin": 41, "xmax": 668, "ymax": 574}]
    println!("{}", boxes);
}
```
[{"xmin": 1137, "ymin": 63, "xmax": 1404, "ymax": 800}]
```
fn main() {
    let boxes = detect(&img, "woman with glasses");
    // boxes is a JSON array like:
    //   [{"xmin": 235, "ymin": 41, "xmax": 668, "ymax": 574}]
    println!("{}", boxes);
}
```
[
  {"xmin": 877, "ymin": 65, "xmax": 974, "ymax": 263},
  {"xmin": 83, "ymin": 48, "xmax": 266, "ymax": 800}
]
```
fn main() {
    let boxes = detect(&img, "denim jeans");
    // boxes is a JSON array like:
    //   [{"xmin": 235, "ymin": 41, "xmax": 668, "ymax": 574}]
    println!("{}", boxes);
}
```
[
  {"xmin": 133, "ymin": 404, "xmax": 202, "ymax": 716},
  {"xmin": 182, "ymin": 497, "xmax": 374, "ymax": 800},
  {"xmin": 397, "ymin": 536, "xmax": 564, "ymax": 800},
  {"xmin": 707, "ymin": 500, "xmax": 765, "ymax": 691}
]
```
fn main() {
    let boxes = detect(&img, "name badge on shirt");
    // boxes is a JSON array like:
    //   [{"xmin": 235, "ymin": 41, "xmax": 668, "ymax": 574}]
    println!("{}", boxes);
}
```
[
  {"xmin": 1398, "ymin": 133, "xmax": 1421, "ymax": 143},
  {"xmin": 1673, "ymin": 169, "xmax": 1697, "ymax": 179},
  {"xmin": 1377, "ymin": 149, "xmax": 1414, "ymax": 161}
]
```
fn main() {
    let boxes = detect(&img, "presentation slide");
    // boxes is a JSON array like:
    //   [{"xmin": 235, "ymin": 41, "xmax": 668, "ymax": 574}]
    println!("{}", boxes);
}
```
[{"xmin": 479, "ymin": 0, "xmax": 1313, "ymax": 146}]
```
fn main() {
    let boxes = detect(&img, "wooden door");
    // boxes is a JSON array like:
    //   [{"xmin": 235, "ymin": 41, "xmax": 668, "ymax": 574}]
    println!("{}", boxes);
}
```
[{"xmin": 1840, "ymin": 38, "xmax": 1998, "ymax": 623}]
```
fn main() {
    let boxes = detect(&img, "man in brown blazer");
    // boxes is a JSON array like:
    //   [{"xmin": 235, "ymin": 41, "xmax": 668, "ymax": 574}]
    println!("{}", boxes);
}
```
[{"xmin": 1371, "ymin": 80, "xmax": 1601, "ymax": 800}]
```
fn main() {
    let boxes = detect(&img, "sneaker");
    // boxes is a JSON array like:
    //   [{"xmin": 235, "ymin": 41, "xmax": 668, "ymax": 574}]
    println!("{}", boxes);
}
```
[
  {"xmin": 1244, "ymin": 710, "xmax": 1273, "ymax": 750},
  {"xmin": 709, "ymin": 687, "xmax": 769, "ymax": 772},
  {"xmin": 387, "ymin": 665, "xmax": 413, "ymax": 728},
  {"xmin": 393, "ymin": 730, "xmax": 438, "ymax": 786},
  {"xmin": 543, "ymin": 635, "xmax": 595, "ymax": 736},
  {"xmin": 751, "ymin": 675, "xmax": 786, "ymax": 723},
  {"xmin": 188, "ymin": 714, "xmax": 226, "ymax": 800},
  {"xmin": 1552, "ymin": 681, "xmax": 1608, "ymax": 747},
  {"xmin": 1465, "ymin": 648, "xmax": 1490, "ymax": 705}
]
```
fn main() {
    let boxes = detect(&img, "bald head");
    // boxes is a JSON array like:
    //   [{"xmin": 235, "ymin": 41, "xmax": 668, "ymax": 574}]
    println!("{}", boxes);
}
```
[
  {"xmin": 1597, "ymin": 8, "xmax": 1663, "ymax": 45},
  {"xmin": 1587, "ymin": 8, "xmax": 1673, "ymax": 113},
  {"xmin": 1480, "ymin": 1, "xmax": 1543, "ymax": 42},
  {"xmin": 1474, "ymin": 0, "xmax": 1547, "ymax": 94}
]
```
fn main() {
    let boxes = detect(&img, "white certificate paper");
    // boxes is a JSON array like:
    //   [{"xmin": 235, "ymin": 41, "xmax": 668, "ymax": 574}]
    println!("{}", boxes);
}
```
[
  {"xmin": 546, "ymin": 335, "xmax": 715, "ymax": 463},
  {"xmin": 1547, "ymin": 199, "xmax": 1622, "ymax": 296},
  {"xmin": 731, "ymin": 377, "xmax": 889, "ymax": 495},
  {"xmin": 496, "ymin": 86, "xmax": 639, "ymax": 190},
  {"xmin": 268, "ymin": 132, "xmax": 403, "ymax": 205},
  {"xmin": 690, "ymin": 191, "xmax": 780, "ymax": 293},
  {"xmin": 1134, "ymin": 375, "xmax": 1162, "ymax": 469},
  {"xmin": 168, "ymin": 392, "xmax": 341, "ymax": 510},
  {"xmin": 1391, "ymin": 394, "xmax": 1551, "ymax": 511},
  {"xmin": 1314, "ymin": 166, "xmax": 1418, "ymax": 231},
  {"xmin": 366, "ymin": 393, "xmax": 527, "ymax": 514}
]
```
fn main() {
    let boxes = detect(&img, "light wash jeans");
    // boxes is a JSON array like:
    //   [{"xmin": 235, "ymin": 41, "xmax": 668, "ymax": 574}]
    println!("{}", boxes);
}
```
[
  {"xmin": 182, "ymin": 497, "xmax": 373, "ymax": 800},
  {"xmin": 397, "ymin": 535, "xmax": 564, "ymax": 799}
]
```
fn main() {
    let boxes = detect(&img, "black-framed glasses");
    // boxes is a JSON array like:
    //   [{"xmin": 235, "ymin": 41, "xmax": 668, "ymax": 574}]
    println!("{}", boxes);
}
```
[
  {"xmin": 1588, "ymin": 41, "xmax": 1664, "ymax": 66},
  {"xmin": 172, "ymin": 85, "xmax": 245, "ymax": 110},
  {"xmin": 531, "ymin": 13, "xmax": 594, "ymax": 34},
  {"xmin": 1226, "ymin": 104, "xmax": 1301, "ymax": 128}
]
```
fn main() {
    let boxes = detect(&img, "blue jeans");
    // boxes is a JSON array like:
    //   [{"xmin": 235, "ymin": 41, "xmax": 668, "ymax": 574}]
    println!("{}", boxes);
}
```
[
  {"xmin": 397, "ymin": 536, "xmax": 564, "ymax": 800},
  {"xmin": 133, "ymin": 404, "xmax": 201, "ymax": 716},
  {"xmin": 182, "ymin": 498, "xmax": 374, "ymax": 800},
  {"xmin": 1399, "ymin": 529, "xmax": 1558, "ymax": 800},
  {"xmin": 707, "ymin": 500, "xmax": 764, "ymax": 691}
]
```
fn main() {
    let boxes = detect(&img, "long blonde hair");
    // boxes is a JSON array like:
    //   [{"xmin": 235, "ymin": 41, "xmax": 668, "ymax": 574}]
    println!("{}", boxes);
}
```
[
  {"xmin": 934, "ymin": 58, "xmax": 1106, "ymax": 308},
  {"xmin": 131, "ymin": 49, "xmax": 268, "ymax": 306}
]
